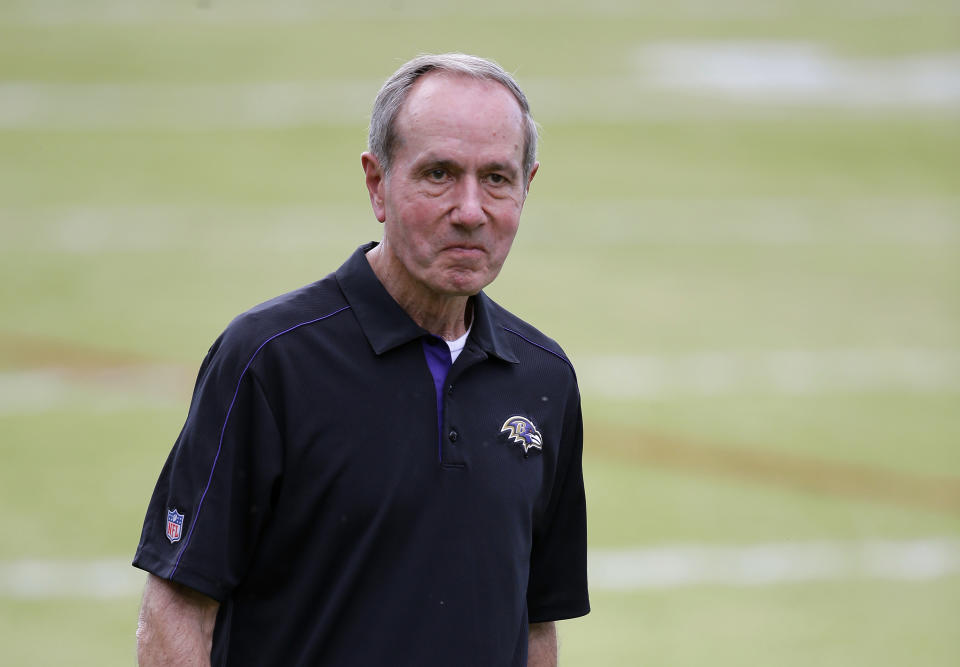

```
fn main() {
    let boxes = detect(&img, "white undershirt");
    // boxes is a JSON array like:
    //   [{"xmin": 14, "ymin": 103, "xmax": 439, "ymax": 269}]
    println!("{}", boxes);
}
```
[{"xmin": 446, "ymin": 325, "xmax": 471, "ymax": 363}]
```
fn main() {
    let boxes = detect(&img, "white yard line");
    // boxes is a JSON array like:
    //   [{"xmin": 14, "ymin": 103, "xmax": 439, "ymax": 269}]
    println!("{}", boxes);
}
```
[
  {"xmin": 577, "ymin": 349, "xmax": 960, "ymax": 398},
  {"xmin": 2, "ymin": 539, "xmax": 957, "ymax": 599},
  {"xmin": 1, "ymin": 204, "xmax": 375, "ymax": 253},
  {"xmin": 0, "ymin": 367, "xmax": 191, "ymax": 416},
  {"xmin": 636, "ymin": 43, "xmax": 960, "ymax": 108},
  {"xmin": 0, "ymin": 558, "xmax": 146, "ymax": 600},
  {"xmin": 1, "ymin": 348, "xmax": 958, "ymax": 415},
  {"xmin": 522, "ymin": 198, "xmax": 960, "ymax": 246},
  {"xmin": 3, "ymin": 0, "xmax": 954, "ymax": 25},
  {"xmin": 1, "ymin": 46, "xmax": 958, "ymax": 131},
  {"xmin": 2, "ymin": 199, "xmax": 957, "ymax": 253},
  {"xmin": 0, "ymin": 81, "xmax": 381, "ymax": 128},
  {"xmin": 589, "ymin": 538, "xmax": 960, "ymax": 591}
]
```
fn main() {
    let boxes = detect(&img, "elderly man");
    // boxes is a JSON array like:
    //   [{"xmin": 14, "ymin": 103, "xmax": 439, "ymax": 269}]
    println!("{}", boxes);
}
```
[{"xmin": 134, "ymin": 53, "xmax": 588, "ymax": 666}]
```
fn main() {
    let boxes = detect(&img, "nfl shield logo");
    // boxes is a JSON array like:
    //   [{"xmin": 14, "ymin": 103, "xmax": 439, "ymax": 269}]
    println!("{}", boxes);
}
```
[{"xmin": 166, "ymin": 508, "xmax": 184, "ymax": 543}]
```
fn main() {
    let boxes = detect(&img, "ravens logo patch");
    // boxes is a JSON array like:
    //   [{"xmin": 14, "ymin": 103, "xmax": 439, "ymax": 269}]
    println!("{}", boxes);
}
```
[{"xmin": 500, "ymin": 416, "xmax": 543, "ymax": 454}]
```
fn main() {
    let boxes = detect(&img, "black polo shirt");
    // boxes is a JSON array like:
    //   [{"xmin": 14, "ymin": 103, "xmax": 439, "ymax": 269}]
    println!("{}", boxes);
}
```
[{"xmin": 133, "ymin": 243, "xmax": 589, "ymax": 666}]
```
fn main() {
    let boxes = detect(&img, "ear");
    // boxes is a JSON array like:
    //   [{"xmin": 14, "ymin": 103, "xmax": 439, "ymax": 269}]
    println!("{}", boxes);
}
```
[
  {"xmin": 525, "ymin": 161, "xmax": 539, "ymax": 193},
  {"xmin": 361, "ymin": 152, "xmax": 387, "ymax": 223}
]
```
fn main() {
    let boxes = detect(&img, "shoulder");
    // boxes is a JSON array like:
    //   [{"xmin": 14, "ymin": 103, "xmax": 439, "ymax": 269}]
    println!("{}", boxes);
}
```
[
  {"xmin": 481, "ymin": 294, "xmax": 577, "ymax": 378},
  {"xmin": 205, "ymin": 275, "xmax": 351, "ymax": 375}
]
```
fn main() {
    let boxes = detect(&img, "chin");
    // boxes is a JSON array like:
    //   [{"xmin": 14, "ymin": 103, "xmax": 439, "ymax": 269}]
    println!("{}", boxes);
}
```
[
  {"xmin": 435, "ymin": 282, "xmax": 484, "ymax": 297},
  {"xmin": 433, "ymin": 271, "xmax": 490, "ymax": 297}
]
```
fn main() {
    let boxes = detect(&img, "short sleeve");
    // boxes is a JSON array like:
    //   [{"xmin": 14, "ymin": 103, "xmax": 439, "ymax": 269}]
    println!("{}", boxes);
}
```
[
  {"xmin": 132, "ymin": 337, "xmax": 283, "ymax": 602},
  {"xmin": 526, "ymin": 386, "xmax": 590, "ymax": 622}
]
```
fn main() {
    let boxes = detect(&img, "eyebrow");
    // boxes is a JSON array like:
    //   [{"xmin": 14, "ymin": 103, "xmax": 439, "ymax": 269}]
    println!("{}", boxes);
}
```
[
  {"xmin": 413, "ymin": 156, "xmax": 519, "ymax": 178},
  {"xmin": 416, "ymin": 158, "xmax": 460, "ymax": 173},
  {"xmin": 481, "ymin": 162, "xmax": 519, "ymax": 177}
]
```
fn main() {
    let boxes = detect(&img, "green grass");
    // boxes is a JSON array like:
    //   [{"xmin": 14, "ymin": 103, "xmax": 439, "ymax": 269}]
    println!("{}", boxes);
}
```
[
  {"xmin": 561, "ymin": 579, "xmax": 960, "ymax": 666},
  {"xmin": 586, "ymin": 392, "xmax": 960, "ymax": 476},
  {"xmin": 6, "ymin": 579, "xmax": 959, "ymax": 666},
  {"xmin": 585, "ymin": 455, "xmax": 960, "ymax": 547},
  {"xmin": 1, "ymin": 0, "xmax": 958, "ymax": 664},
  {"xmin": 0, "ymin": 127, "xmax": 369, "ymax": 206},
  {"xmin": 0, "ymin": 597, "xmax": 140, "ymax": 667},
  {"xmin": 0, "ymin": 409, "xmax": 184, "ymax": 558},
  {"xmin": 2, "ymin": 3, "xmax": 958, "ymax": 85}
]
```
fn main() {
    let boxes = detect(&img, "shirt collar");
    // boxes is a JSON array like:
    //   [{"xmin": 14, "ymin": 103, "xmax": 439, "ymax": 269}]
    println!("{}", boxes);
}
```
[
  {"xmin": 469, "ymin": 291, "xmax": 519, "ymax": 364},
  {"xmin": 335, "ymin": 243, "xmax": 519, "ymax": 364}
]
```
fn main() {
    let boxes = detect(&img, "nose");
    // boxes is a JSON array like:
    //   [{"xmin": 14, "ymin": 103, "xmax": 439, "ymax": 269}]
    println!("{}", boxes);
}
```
[{"xmin": 451, "ymin": 178, "xmax": 486, "ymax": 228}]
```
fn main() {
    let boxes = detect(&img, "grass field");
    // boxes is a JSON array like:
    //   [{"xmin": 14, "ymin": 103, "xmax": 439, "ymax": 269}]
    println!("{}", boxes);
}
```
[{"xmin": 1, "ymin": 1, "xmax": 958, "ymax": 664}]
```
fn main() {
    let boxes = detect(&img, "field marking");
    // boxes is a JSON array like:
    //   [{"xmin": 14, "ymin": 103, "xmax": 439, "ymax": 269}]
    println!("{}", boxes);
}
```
[
  {"xmin": 0, "ymin": 367, "xmax": 191, "ymax": 415},
  {"xmin": 0, "ymin": 558, "xmax": 146, "ymax": 600},
  {"xmin": 2, "ymin": 347, "xmax": 958, "ymax": 415},
  {"xmin": 1, "ymin": 204, "xmax": 378, "ymax": 253},
  {"xmin": 599, "ymin": 428, "xmax": 960, "ymax": 515},
  {"xmin": 7, "ymin": 338, "xmax": 956, "ymax": 517},
  {"xmin": 3, "ymin": 0, "xmax": 956, "ymax": 25},
  {"xmin": 578, "ymin": 349, "xmax": 960, "ymax": 398},
  {"xmin": 636, "ymin": 42, "xmax": 960, "ymax": 108},
  {"xmin": 2, "ymin": 199, "xmax": 957, "ymax": 252},
  {"xmin": 0, "ymin": 81, "xmax": 380, "ymax": 128},
  {"xmin": 589, "ymin": 538, "xmax": 960, "ymax": 591},
  {"xmin": 2, "ymin": 539, "xmax": 957, "ymax": 598},
  {"xmin": 524, "ymin": 199, "xmax": 960, "ymax": 246},
  {"xmin": 1, "ymin": 46, "xmax": 958, "ymax": 131}
]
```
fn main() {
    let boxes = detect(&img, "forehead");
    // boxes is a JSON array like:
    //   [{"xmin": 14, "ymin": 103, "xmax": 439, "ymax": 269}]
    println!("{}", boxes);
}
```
[{"xmin": 393, "ymin": 72, "xmax": 526, "ymax": 165}]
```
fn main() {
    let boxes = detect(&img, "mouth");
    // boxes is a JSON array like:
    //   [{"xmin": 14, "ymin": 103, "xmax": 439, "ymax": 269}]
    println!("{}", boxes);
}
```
[{"xmin": 443, "ymin": 244, "xmax": 486, "ymax": 255}]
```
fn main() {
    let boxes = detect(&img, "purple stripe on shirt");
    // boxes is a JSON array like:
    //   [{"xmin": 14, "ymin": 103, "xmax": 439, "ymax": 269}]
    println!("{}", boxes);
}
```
[
  {"xmin": 501, "ymin": 326, "xmax": 574, "ymax": 370},
  {"xmin": 170, "ymin": 305, "xmax": 352, "ymax": 578}
]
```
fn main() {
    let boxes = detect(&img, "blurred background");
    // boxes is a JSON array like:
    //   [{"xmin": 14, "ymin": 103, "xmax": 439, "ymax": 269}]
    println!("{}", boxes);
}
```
[{"xmin": 1, "ymin": 0, "xmax": 958, "ymax": 664}]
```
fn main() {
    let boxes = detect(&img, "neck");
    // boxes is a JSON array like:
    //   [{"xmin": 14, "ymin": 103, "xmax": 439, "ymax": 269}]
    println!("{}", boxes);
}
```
[{"xmin": 366, "ymin": 244, "xmax": 472, "ymax": 341}]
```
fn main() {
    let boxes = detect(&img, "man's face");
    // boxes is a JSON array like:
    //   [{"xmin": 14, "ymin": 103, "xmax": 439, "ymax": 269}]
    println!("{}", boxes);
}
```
[{"xmin": 363, "ymin": 73, "xmax": 537, "ymax": 299}]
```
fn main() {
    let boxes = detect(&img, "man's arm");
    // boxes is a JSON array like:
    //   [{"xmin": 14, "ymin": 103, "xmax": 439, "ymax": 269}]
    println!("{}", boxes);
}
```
[
  {"xmin": 528, "ymin": 621, "xmax": 558, "ymax": 667},
  {"xmin": 137, "ymin": 573, "xmax": 220, "ymax": 666}
]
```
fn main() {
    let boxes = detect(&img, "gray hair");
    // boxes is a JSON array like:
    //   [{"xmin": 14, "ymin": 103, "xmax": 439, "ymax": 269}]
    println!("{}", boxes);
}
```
[{"xmin": 368, "ymin": 53, "xmax": 538, "ymax": 181}]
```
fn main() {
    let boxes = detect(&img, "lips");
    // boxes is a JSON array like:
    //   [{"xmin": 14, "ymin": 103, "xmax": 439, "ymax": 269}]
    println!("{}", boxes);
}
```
[{"xmin": 443, "ymin": 244, "xmax": 486, "ymax": 255}]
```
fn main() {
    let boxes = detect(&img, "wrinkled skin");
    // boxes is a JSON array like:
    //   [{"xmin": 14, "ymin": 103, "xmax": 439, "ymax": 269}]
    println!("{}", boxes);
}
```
[{"xmin": 362, "ymin": 72, "xmax": 538, "ymax": 338}]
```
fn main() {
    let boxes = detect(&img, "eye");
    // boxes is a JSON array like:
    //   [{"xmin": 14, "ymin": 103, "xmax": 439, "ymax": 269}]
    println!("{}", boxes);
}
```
[
  {"xmin": 486, "ymin": 173, "xmax": 508, "ymax": 185},
  {"xmin": 427, "ymin": 168, "xmax": 447, "ymax": 181}
]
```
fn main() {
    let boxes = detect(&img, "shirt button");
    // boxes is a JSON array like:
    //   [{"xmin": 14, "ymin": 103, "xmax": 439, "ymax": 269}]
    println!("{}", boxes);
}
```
[
  {"xmin": 447, "ymin": 384, "xmax": 454, "ymax": 395},
  {"xmin": 448, "ymin": 430, "xmax": 459, "ymax": 442}
]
